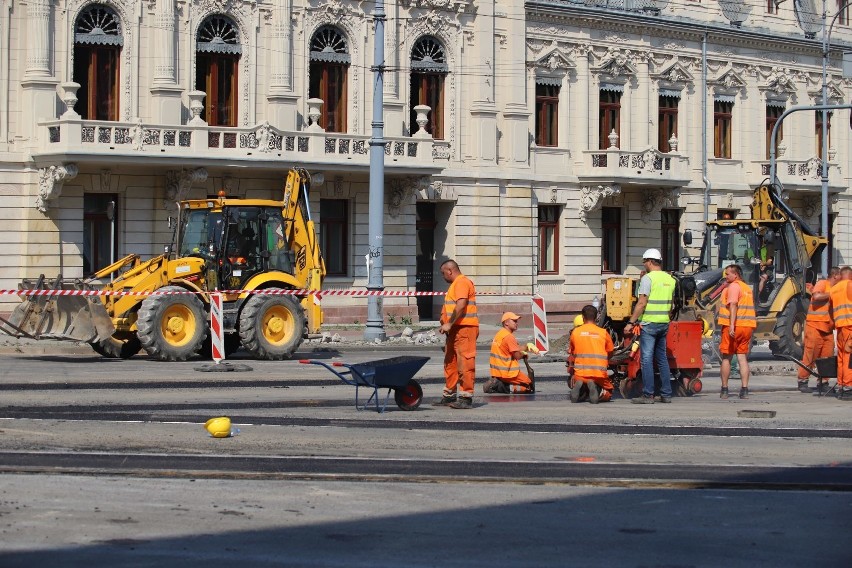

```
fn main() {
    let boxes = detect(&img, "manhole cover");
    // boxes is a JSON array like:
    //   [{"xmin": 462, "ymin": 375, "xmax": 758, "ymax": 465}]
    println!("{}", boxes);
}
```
[{"xmin": 737, "ymin": 409, "xmax": 777, "ymax": 418}]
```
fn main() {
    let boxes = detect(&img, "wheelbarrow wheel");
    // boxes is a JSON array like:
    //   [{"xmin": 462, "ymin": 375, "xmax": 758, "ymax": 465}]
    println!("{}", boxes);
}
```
[{"xmin": 394, "ymin": 379, "xmax": 423, "ymax": 411}]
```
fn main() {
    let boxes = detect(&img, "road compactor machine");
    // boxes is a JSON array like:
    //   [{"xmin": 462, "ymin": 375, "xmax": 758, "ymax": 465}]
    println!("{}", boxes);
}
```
[
  {"xmin": 599, "ymin": 184, "xmax": 826, "ymax": 361},
  {"xmin": 5, "ymin": 168, "xmax": 325, "ymax": 361}
]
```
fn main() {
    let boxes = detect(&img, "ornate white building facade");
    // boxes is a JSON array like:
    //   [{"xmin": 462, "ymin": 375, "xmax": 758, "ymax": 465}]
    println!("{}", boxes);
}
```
[{"xmin": 0, "ymin": 0, "xmax": 850, "ymax": 323}]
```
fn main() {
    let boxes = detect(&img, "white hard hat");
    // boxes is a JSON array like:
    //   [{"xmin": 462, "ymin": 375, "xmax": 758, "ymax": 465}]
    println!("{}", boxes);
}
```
[{"xmin": 642, "ymin": 248, "xmax": 663, "ymax": 261}]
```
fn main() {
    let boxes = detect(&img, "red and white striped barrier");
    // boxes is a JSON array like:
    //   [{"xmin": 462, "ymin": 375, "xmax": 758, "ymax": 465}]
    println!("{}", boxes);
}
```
[
  {"xmin": 530, "ymin": 294, "xmax": 550, "ymax": 354},
  {"xmin": 210, "ymin": 292, "xmax": 224, "ymax": 364}
]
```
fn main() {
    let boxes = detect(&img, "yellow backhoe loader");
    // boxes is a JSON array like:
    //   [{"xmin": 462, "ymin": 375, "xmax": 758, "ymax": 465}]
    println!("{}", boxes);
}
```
[{"xmin": 3, "ymin": 168, "xmax": 325, "ymax": 361}]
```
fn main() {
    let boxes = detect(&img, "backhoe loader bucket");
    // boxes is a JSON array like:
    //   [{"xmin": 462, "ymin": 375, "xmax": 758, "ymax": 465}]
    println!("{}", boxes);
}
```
[{"xmin": 3, "ymin": 277, "xmax": 115, "ymax": 343}]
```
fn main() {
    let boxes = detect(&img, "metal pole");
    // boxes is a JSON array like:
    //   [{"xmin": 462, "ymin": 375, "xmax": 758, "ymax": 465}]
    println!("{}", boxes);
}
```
[
  {"xmin": 364, "ymin": 0, "xmax": 387, "ymax": 341},
  {"xmin": 820, "ymin": 0, "xmax": 829, "ymax": 277}
]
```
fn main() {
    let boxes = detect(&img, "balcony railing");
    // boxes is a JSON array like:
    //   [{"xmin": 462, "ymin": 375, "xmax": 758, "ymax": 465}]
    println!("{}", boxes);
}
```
[
  {"xmin": 759, "ymin": 158, "xmax": 844, "ymax": 191},
  {"xmin": 38, "ymin": 118, "xmax": 450, "ymax": 171},
  {"xmin": 577, "ymin": 147, "xmax": 690, "ymax": 186}
]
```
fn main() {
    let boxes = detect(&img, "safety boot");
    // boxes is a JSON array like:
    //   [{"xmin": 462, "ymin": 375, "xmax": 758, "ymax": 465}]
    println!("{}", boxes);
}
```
[
  {"xmin": 797, "ymin": 381, "xmax": 811, "ymax": 393},
  {"xmin": 448, "ymin": 396, "xmax": 473, "ymax": 409},
  {"xmin": 432, "ymin": 395, "xmax": 457, "ymax": 407},
  {"xmin": 587, "ymin": 382, "xmax": 600, "ymax": 404},
  {"xmin": 720, "ymin": 387, "xmax": 729, "ymax": 400},
  {"xmin": 739, "ymin": 387, "xmax": 750, "ymax": 399}
]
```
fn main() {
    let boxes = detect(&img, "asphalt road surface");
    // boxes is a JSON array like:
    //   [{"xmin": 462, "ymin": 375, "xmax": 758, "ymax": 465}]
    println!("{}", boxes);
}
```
[{"xmin": 0, "ymin": 341, "xmax": 850, "ymax": 567}]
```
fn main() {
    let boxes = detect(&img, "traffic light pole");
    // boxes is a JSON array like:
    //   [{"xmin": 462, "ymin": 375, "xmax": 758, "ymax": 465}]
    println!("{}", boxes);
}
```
[{"xmin": 768, "ymin": 103, "xmax": 852, "ymax": 277}]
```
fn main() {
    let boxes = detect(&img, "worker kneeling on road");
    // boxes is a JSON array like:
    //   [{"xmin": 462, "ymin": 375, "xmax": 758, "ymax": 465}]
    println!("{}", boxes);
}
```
[
  {"xmin": 568, "ymin": 305, "xmax": 614, "ymax": 404},
  {"xmin": 484, "ymin": 312, "xmax": 536, "ymax": 394}
]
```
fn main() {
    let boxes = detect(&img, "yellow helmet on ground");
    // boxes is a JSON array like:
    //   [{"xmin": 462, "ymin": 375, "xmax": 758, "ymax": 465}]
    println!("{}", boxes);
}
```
[
  {"xmin": 573, "ymin": 314, "xmax": 584, "ymax": 327},
  {"xmin": 205, "ymin": 416, "xmax": 232, "ymax": 438}
]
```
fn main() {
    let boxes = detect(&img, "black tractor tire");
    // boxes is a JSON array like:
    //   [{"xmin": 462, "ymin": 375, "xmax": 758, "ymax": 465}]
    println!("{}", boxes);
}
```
[
  {"xmin": 91, "ymin": 332, "xmax": 141, "ymax": 359},
  {"xmin": 239, "ymin": 290, "xmax": 306, "ymax": 360},
  {"xmin": 136, "ymin": 286, "xmax": 208, "ymax": 362},
  {"xmin": 771, "ymin": 298, "xmax": 806, "ymax": 359}
]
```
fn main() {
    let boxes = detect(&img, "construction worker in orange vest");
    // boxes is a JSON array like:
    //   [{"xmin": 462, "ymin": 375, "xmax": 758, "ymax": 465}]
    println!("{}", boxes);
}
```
[
  {"xmin": 799, "ymin": 267, "xmax": 841, "ymax": 393},
  {"xmin": 829, "ymin": 266, "xmax": 852, "ymax": 400},
  {"xmin": 568, "ymin": 305, "xmax": 614, "ymax": 404},
  {"xmin": 435, "ymin": 259, "xmax": 479, "ymax": 409},
  {"xmin": 483, "ymin": 312, "xmax": 536, "ymax": 394},
  {"xmin": 718, "ymin": 264, "xmax": 757, "ymax": 399}
]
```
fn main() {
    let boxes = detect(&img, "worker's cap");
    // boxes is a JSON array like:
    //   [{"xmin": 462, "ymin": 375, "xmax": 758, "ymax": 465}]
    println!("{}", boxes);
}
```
[
  {"xmin": 642, "ymin": 248, "xmax": 663, "ymax": 261},
  {"xmin": 501, "ymin": 312, "xmax": 522, "ymax": 323}
]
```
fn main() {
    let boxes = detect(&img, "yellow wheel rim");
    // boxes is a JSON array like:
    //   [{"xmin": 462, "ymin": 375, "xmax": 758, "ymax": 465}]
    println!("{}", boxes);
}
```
[
  {"xmin": 262, "ymin": 305, "xmax": 294, "ymax": 346},
  {"xmin": 160, "ymin": 304, "xmax": 196, "ymax": 347}
]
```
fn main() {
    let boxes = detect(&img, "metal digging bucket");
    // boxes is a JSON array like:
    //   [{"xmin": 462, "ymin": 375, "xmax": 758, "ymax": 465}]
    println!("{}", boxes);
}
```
[{"xmin": 2, "ymin": 276, "xmax": 115, "ymax": 343}]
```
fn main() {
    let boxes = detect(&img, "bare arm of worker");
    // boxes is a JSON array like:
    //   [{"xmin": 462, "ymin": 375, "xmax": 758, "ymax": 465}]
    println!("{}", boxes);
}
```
[
  {"xmin": 811, "ymin": 289, "xmax": 830, "ymax": 302},
  {"xmin": 624, "ymin": 295, "xmax": 649, "ymax": 333},
  {"xmin": 439, "ymin": 297, "xmax": 468, "ymax": 334},
  {"xmin": 728, "ymin": 301, "xmax": 737, "ymax": 336}
]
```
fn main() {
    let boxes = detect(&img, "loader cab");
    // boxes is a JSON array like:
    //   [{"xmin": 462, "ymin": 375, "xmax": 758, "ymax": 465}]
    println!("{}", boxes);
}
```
[{"xmin": 694, "ymin": 221, "xmax": 802, "ymax": 312}]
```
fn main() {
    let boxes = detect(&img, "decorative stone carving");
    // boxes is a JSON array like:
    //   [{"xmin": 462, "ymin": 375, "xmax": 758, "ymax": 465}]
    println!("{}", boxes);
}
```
[
  {"xmin": 641, "ymin": 188, "xmax": 681, "ymax": 223},
  {"xmin": 608, "ymin": 129, "xmax": 619, "ymax": 149},
  {"xmin": 594, "ymin": 48, "xmax": 637, "ymax": 79},
  {"xmin": 803, "ymin": 195, "xmax": 820, "ymax": 218},
  {"xmin": 828, "ymin": 147, "xmax": 837, "ymax": 161},
  {"xmin": 306, "ymin": 98, "xmax": 324, "ymax": 131},
  {"xmin": 163, "ymin": 168, "xmax": 208, "ymax": 211},
  {"xmin": 579, "ymin": 184, "xmax": 621, "ymax": 222},
  {"xmin": 776, "ymin": 142, "xmax": 787, "ymax": 157},
  {"xmin": 36, "ymin": 164, "xmax": 79, "ymax": 213},
  {"xmin": 762, "ymin": 66, "xmax": 798, "ymax": 95},
  {"xmin": 187, "ymin": 91, "xmax": 207, "ymax": 125},
  {"xmin": 413, "ymin": 105, "xmax": 432, "ymax": 138},
  {"xmin": 129, "ymin": 118, "xmax": 144, "ymax": 151},
  {"xmin": 668, "ymin": 134, "xmax": 678, "ymax": 153},
  {"xmin": 256, "ymin": 121, "xmax": 272, "ymax": 152},
  {"xmin": 58, "ymin": 82, "xmax": 81, "ymax": 118},
  {"xmin": 713, "ymin": 67, "xmax": 747, "ymax": 91},
  {"xmin": 401, "ymin": 0, "xmax": 476, "ymax": 13}
]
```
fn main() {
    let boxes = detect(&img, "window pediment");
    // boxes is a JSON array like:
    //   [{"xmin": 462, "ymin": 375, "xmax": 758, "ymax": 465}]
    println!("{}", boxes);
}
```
[
  {"xmin": 808, "ymin": 80, "xmax": 845, "ymax": 104},
  {"xmin": 401, "ymin": 0, "xmax": 476, "ymax": 14},
  {"xmin": 652, "ymin": 61, "xmax": 693, "ymax": 85},
  {"xmin": 711, "ymin": 68, "xmax": 747, "ymax": 91},
  {"xmin": 760, "ymin": 67, "xmax": 798, "ymax": 95},
  {"xmin": 529, "ymin": 44, "xmax": 575, "ymax": 73},
  {"xmin": 593, "ymin": 48, "xmax": 637, "ymax": 80}
]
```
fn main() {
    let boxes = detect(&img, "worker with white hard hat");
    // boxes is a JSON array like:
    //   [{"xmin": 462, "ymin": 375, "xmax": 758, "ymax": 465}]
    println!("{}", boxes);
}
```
[{"xmin": 624, "ymin": 248, "xmax": 676, "ymax": 404}]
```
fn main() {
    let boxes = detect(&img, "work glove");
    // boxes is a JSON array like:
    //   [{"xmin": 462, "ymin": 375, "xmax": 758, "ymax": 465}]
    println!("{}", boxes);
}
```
[{"xmin": 525, "ymin": 342, "xmax": 541, "ymax": 355}]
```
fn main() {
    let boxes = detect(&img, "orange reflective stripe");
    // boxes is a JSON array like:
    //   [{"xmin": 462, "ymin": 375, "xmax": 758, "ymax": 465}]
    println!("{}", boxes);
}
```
[
  {"xmin": 718, "ymin": 280, "xmax": 757, "ymax": 328},
  {"xmin": 489, "ymin": 328, "xmax": 519, "ymax": 379}
]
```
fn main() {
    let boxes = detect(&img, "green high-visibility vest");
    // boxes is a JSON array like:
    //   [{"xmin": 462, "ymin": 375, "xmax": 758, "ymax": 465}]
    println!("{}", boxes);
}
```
[{"xmin": 640, "ymin": 270, "xmax": 676, "ymax": 323}]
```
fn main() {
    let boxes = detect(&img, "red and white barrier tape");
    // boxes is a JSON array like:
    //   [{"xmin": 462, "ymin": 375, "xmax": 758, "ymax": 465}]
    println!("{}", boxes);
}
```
[{"xmin": 0, "ymin": 288, "xmax": 533, "ymax": 298}]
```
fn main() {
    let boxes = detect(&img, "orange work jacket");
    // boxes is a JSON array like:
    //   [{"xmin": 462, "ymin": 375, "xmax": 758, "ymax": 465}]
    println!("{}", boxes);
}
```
[
  {"xmin": 490, "ymin": 328, "xmax": 519, "ymax": 379},
  {"xmin": 441, "ymin": 274, "xmax": 478, "ymax": 327},
  {"xmin": 718, "ymin": 279, "xmax": 757, "ymax": 328},
  {"xmin": 830, "ymin": 280, "xmax": 852, "ymax": 329},
  {"xmin": 569, "ymin": 323, "xmax": 613, "ymax": 380}
]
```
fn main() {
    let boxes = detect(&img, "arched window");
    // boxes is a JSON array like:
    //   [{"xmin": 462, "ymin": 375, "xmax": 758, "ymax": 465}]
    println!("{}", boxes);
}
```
[
  {"xmin": 410, "ymin": 36, "xmax": 447, "ymax": 139},
  {"xmin": 195, "ymin": 15, "xmax": 241, "ymax": 127},
  {"xmin": 73, "ymin": 4, "xmax": 123, "ymax": 121},
  {"xmin": 309, "ymin": 26, "xmax": 349, "ymax": 133}
]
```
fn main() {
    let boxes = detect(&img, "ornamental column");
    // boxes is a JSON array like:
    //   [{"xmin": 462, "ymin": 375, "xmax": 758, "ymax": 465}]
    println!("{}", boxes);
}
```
[
  {"xmin": 21, "ymin": 0, "xmax": 58, "ymax": 142},
  {"xmin": 267, "ymin": 0, "xmax": 298, "ymax": 130},
  {"xmin": 150, "ymin": 0, "xmax": 182, "ymax": 123}
]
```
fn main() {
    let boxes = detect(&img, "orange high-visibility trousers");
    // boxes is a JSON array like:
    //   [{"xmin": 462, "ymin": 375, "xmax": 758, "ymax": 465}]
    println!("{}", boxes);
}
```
[
  {"xmin": 444, "ymin": 326, "xmax": 479, "ymax": 397},
  {"xmin": 836, "ymin": 327, "xmax": 852, "ymax": 388},
  {"xmin": 574, "ymin": 376, "xmax": 614, "ymax": 402},
  {"xmin": 493, "ymin": 370, "xmax": 534, "ymax": 394},
  {"xmin": 799, "ymin": 327, "xmax": 834, "ymax": 381}
]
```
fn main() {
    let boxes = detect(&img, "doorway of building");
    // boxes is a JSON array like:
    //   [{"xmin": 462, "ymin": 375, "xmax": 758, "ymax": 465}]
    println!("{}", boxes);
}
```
[{"xmin": 416, "ymin": 203, "xmax": 437, "ymax": 321}]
